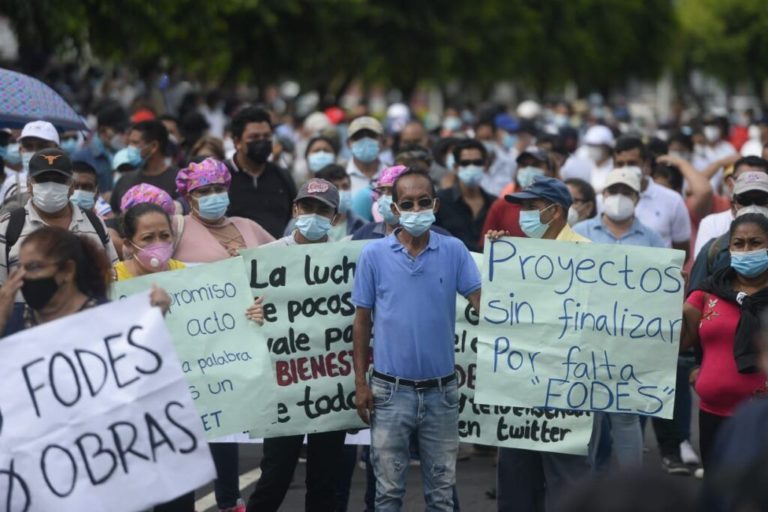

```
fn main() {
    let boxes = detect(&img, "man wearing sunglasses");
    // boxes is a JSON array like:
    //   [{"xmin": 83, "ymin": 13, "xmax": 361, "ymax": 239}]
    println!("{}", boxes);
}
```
[
  {"xmin": 436, "ymin": 139, "xmax": 495, "ymax": 252},
  {"xmin": 352, "ymin": 169, "xmax": 481, "ymax": 511}
]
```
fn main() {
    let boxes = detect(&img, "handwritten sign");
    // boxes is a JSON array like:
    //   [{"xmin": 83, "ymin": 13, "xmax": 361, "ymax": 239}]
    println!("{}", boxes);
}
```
[
  {"xmin": 0, "ymin": 294, "xmax": 214, "ymax": 511},
  {"xmin": 240, "ymin": 242, "xmax": 368, "ymax": 437},
  {"xmin": 455, "ymin": 253, "xmax": 592, "ymax": 455},
  {"xmin": 474, "ymin": 238, "xmax": 684, "ymax": 419},
  {"xmin": 112, "ymin": 257, "xmax": 274, "ymax": 438}
]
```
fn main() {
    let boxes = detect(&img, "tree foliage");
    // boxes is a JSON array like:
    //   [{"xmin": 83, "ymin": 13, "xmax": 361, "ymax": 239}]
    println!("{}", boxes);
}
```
[{"xmin": 9, "ymin": 0, "xmax": 765, "ymax": 99}]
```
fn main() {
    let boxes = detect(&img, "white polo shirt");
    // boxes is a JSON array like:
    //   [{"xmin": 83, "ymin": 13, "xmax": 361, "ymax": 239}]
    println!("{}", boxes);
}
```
[{"xmin": 634, "ymin": 179, "xmax": 692, "ymax": 248}]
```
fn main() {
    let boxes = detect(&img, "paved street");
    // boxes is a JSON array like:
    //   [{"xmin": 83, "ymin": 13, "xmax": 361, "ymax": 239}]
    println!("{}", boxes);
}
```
[{"xmin": 194, "ymin": 409, "xmax": 703, "ymax": 511}]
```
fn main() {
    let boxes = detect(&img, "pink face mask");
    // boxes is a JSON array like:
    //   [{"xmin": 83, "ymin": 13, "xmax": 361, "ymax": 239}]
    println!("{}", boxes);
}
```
[{"xmin": 133, "ymin": 241, "xmax": 174, "ymax": 270}]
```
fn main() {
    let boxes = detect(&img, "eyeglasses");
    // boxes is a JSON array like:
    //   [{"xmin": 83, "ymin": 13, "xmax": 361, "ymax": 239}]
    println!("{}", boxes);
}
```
[
  {"xmin": 397, "ymin": 198, "xmax": 434, "ymax": 211},
  {"xmin": 458, "ymin": 159, "xmax": 484, "ymax": 166}
]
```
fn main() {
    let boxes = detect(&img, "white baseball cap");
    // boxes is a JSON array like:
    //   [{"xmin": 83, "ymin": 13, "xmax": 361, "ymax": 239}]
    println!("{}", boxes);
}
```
[
  {"xmin": 604, "ymin": 168, "xmax": 641, "ymax": 193},
  {"xmin": 584, "ymin": 125, "xmax": 615, "ymax": 148},
  {"xmin": 20, "ymin": 120, "xmax": 60, "ymax": 145}
]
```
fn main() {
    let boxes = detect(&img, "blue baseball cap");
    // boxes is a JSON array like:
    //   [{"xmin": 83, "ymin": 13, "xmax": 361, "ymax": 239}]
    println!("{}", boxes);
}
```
[{"xmin": 505, "ymin": 176, "xmax": 572, "ymax": 209}]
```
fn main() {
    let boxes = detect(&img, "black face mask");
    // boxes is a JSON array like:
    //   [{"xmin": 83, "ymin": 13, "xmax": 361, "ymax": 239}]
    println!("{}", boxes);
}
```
[
  {"xmin": 246, "ymin": 140, "xmax": 272, "ymax": 164},
  {"xmin": 21, "ymin": 276, "xmax": 60, "ymax": 310}
]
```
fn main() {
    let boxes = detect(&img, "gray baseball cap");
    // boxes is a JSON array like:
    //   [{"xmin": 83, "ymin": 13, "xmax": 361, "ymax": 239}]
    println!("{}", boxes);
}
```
[{"xmin": 295, "ymin": 178, "xmax": 339, "ymax": 210}]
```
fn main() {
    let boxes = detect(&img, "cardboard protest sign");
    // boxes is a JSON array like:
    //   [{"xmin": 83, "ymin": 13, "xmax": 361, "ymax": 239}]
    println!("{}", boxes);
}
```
[
  {"xmin": 456, "ymin": 253, "xmax": 592, "ymax": 455},
  {"xmin": 474, "ymin": 238, "xmax": 684, "ymax": 419},
  {"xmin": 0, "ymin": 293, "xmax": 215, "ymax": 511},
  {"xmin": 112, "ymin": 257, "xmax": 273, "ymax": 438},
  {"xmin": 240, "ymin": 241, "xmax": 368, "ymax": 437}
]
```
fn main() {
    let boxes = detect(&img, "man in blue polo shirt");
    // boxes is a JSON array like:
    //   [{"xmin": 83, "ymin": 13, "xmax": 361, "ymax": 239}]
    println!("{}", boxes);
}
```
[
  {"xmin": 352, "ymin": 169, "xmax": 481, "ymax": 511},
  {"xmin": 572, "ymin": 168, "xmax": 665, "ymax": 248}
]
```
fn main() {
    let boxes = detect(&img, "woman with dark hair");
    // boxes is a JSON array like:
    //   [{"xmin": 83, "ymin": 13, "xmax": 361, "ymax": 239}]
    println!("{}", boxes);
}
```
[
  {"xmin": 564, "ymin": 178, "xmax": 597, "ymax": 225},
  {"xmin": 305, "ymin": 135, "xmax": 339, "ymax": 174},
  {"xmin": 681, "ymin": 213, "xmax": 768, "ymax": 469},
  {"xmin": 0, "ymin": 226, "xmax": 169, "ymax": 334}
]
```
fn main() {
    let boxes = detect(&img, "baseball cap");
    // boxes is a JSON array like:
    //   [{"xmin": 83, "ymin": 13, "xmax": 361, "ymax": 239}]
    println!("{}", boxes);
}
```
[
  {"xmin": 603, "ymin": 168, "xmax": 641, "ymax": 193},
  {"xmin": 505, "ymin": 176, "xmax": 572, "ymax": 209},
  {"xmin": 295, "ymin": 178, "xmax": 339, "ymax": 210},
  {"xmin": 733, "ymin": 172, "xmax": 768, "ymax": 196},
  {"xmin": 737, "ymin": 205, "xmax": 768, "ymax": 218},
  {"xmin": 494, "ymin": 113, "xmax": 519, "ymax": 133},
  {"xmin": 348, "ymin": 116, "xmax": 383, "ymax": 138},
  {"xmin": 28, "ymin": 148, "xmax": 72, "ymax": 178},
  {"xmin": 20, "ymin": 121, "xmax": 60, "ymax": 145},
  {"xmin": 516, "ymin": 148, "xmax": 549, "ymax": 166},
  {"xmin": 584, "ymin": 125, "xmax": 615, "ymax": 147}
]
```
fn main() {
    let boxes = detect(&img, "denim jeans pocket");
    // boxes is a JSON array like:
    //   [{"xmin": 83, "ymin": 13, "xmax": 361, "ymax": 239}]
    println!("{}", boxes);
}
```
[
  {"xmin": 441, "ymin": 382, "xmax": 459, "ymax": 408},
  {"xmin": 371, "ymin": 377, "xmax": 394, "ymax": 406}
]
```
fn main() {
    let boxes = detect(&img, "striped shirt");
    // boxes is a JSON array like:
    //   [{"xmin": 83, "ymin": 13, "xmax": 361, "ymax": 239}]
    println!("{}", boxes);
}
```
[{"xmin": 0, "ymin": 201, "xmax": 119, "ymax": 289}]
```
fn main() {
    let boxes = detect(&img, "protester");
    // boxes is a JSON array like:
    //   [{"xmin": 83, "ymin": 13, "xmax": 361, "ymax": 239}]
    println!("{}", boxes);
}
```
[
  {"xmin": 573, "ymin": 169, "xmax": 663, "ymax": 469},
  {"xmin": 583, "ymin": 125, "xmax": 615, "ymax": 193},
  {"xmin": 487, "ymin": 176, "xmax": 593, "ymax": 511},
  {"xmin": 498, "ymin": 147, "xmax": 555, "ymax": 197},
  {"xmin": 0, "ymin": 149, "xmax": 118, "ymax": 298},
  {"xmin": 110, "ymin": 120, "xmax": 179, "ymax": 213},
  {"xmin": 305, "ymin": 135, "xmax": 339, "ymax": 175},
  {"xmin": 564, "ymin": 178, "xmax": 597, "ymax": 225},
  {"xmin": 346, "ymin": 116, "xmax": 386, "ymax": 194},
  {"xmin": 613, "ymin": 137, "xmax": 692, "ymax": 253},
  {"xmin": 694, "ymin": 156, "xmax": 768, "ymax": 258},
  {"xmin": 224, "ymin": 106, "xmax": 297, "ymax": 239},
  {"xmin": 0, "ymin": 226, "xmax": 168, "ymax": 334},
  {"xmin": 474, "ymin": 117, "xmax": 516, "ymax": 196},
  {"xmin": 190, "ymin": 135, "xmax": 226, "ymax": 162},
  {"xmin": 435, "ymin": 139, "xmax": 495, "ymax": 251},
  {"xmin": 353, "ymin": 169, "xmax": 481, "ymax": 510},
  {"xmin": 0, "ymin": 120, "xmax": 61, "ymax": 208},
  {"xmin": 247, "ymin": 178, "xmax": 347, "ymax": 512},
  {"xmin": 699, "ymin": 115, "xmax": 738, "ymax": 192},
  {"xmin": 73, "ymin": 102, "xmax": 130, "ymax": 192},
  {"xmin": 681, "ymin": 212, "xmax": 768, "ymax": 468},
  {"xmin": 283, "ymin": 164, "xmax": 365, "ymax": 241}
]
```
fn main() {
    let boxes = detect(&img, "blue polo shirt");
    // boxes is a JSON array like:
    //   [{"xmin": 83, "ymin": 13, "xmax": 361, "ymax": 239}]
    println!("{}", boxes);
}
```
[
  {"xmin": 572, "ymin": 215, "xmax": 666, "ymax": 248},
  {"xmin": 352, "ymin": 229, "xmax": 482, "ymax": 380}
]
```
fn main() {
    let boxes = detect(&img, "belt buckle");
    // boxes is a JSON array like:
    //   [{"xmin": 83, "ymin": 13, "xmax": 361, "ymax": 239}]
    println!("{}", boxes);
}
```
[{"xmin": 413, "ymin": 379, "xmax": 429, "ymax": 390}]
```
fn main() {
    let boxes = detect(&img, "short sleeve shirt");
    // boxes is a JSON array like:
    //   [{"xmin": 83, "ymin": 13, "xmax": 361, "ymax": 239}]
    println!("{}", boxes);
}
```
[
  {"xmin": 352, "ymin": 229, "xmax": 481, "ymax": 380},
  {"xmin": 635, "ymin": 180, "xmax": 692, "ymax": 247},
  {"xmin": 687, "ymin": 290, "xmax": 767, "ymax": 416}
]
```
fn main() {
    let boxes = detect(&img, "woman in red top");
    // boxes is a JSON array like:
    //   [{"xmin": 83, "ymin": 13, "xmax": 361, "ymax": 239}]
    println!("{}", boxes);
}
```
[{"xmin": 681, "ymin": 213, "xmax": 768, "ymax": 468}]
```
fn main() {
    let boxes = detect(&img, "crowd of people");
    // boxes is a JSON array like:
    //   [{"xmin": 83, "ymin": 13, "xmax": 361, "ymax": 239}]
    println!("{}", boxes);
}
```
[{"xmin": 2, "ymin": 92, "xmax": 768, "ymax": 512}]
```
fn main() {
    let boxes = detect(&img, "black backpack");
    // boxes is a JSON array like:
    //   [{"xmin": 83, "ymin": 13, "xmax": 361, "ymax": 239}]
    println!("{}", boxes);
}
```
[{"xmin": 4, "ymin": 207, "xmax": 110, "ymax": 265}]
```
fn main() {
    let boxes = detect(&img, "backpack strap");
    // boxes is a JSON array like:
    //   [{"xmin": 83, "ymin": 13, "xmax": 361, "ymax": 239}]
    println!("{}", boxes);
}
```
[
  {"xmin": 81, "ymin": 208, "xmax": 110, "ymax": 247},
  {"xmin": 4, "ymin": 207, "xmax": 26, "ymax": 268}
]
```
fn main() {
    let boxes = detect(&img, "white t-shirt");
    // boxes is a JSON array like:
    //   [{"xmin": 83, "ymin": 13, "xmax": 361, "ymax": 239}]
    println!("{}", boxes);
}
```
[
  {"xmin": 480, "ymin": 145, "xmax": 516, "ymax": 197},
  {"xmin": 634, "ymin": 179, "xmax": 692, "ymax": 248},
  {"xmin": 694, "ymin": 209, "xmax": 734, "ymax": 258},
  {"xmin": 698, "ymin": 141, "xmax": 737, "ymax": 193},
  {"xmin": 560, "ymin": 155, "xmax": 594, "ymax": 182},
  {"xmin": 589, "ymin": 158, "xmax": 614, "ymax": 194}
]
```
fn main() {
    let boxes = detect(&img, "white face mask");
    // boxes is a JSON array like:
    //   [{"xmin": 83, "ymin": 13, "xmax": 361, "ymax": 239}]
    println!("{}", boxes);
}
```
[
  {"xmin": 703, "ymin": 126, "xmax": 721, "ymax": 143},
  {"xmin": 603, "ymin": 194, "xmax": 635, "ymax": 222},
  {"xmin": 586, "ymin": 146, "xmax": 604, "ymax": 163},
  {"xmin": 567, "ymin": 206, "xmax": 580, "ymax": 226},
  {"xmin": 32, "ymin": 181, "xmax": 71, "ymax": 213}
]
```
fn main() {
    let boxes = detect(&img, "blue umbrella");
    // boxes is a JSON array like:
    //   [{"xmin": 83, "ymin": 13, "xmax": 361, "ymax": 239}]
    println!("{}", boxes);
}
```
[{"xmin": 0, "ymin": 68, "xmax": 87, "ymax": 131}]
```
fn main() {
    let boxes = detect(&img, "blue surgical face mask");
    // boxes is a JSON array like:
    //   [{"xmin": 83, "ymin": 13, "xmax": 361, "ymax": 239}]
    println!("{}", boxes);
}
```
[
  {"xmin": 21, "ymin": 151, "xmax": 33, "ymax": 174},
  {"xmin": 307, "ymin": 151, "xmax": 336, "ymax": 173},
  {"xmin": 3, "ymin": 143, "xmax": 21, "ymax": 165},
  {"xmin": 519, "ymin": 204, "xmax": 555, "ymax": 239},
  {"xmin": 126, "ymin": 145, "xmax": 147, "ymax": 169},
  {"xmin": 516, "ymin": 166, "xmax": 545, "ymax": 188},
  {"xmin": 397, "ymin": 207, "xmax": 436, "ymax": 237},
  {"xmin": 377, "ymin": 195, "xmax": 398, "ymax": 225},
  {"xmin": 196, "ymin": 192, "xmax": 230, "ymax": 221},
  {"xmin": 458, "ymin": 165, "xmax": 485, "ymax": 187},
  {"xmin": 501, "ymin": 132, "xmax": 518, "ymax": 150},
  {"xmin": 730, "ymin": 249, "xmax": 768, "ymax": 278},
  {"xmin": 295, "ymin": 213, "xmax": 333, "ymax": 241},
  {"xmin": 61, "ymin": 138, "xmax": 79, "ymax": 154},
  {"xmin": 338, "ymin": 190, "xmax": 352, "ymax": 214},
  {"xmin": 351, "ymin": 138, "xmax": 380, "ymax": 163},
  {"xmin": 445, "ymin": 153, "xmax": 455, "ymax": 170},
  {"xmin": 70, "ymin": 189, "xmax": 96, "ymax": 210},
  {"xmin": 481, "ymin": 141, "xmax": 496, "ymax": 155}
]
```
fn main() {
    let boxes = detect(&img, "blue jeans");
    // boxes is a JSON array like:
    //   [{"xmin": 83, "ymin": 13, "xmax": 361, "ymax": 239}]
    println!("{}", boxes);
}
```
[
  {"xmin": 370, "ymin": 374, "xmax": 459, "ymax": 511},
  {"xmin": 594, "ymin": 413, "xmax": 643, "ymax": 471}
]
